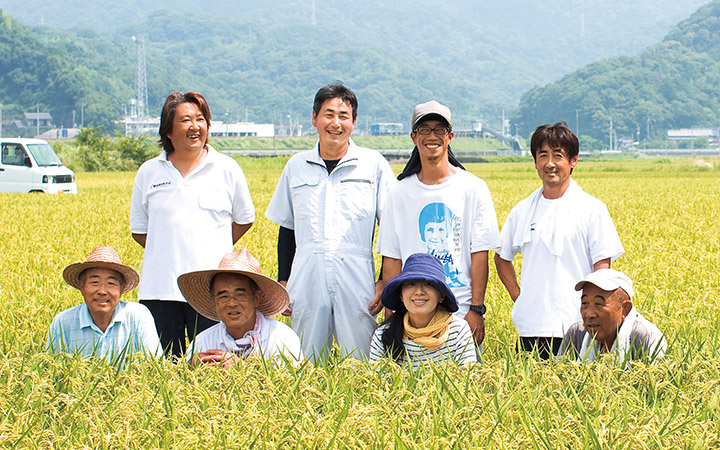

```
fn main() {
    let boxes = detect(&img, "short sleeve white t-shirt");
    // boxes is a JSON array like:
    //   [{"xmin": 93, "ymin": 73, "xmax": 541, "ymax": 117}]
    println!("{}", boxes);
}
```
[
  {"xmin": 498, "ymin": 186, "xmax": 624, "ymax": 337},
  {"xmin": 376, "ymin": 170, "xmax": 500, "ymax": 316}
]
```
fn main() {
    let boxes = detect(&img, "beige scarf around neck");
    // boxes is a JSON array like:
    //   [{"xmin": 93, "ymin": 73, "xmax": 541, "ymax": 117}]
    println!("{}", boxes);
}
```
[{"xmin": 403, "ymin": 307, "xmax": 453, "ymax": 351}]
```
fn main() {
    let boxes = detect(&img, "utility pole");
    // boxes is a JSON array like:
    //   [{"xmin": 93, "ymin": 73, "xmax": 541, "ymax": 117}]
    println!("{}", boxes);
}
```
[
  {"xmin": 0, "ymin": 103, "xmax": 3, "ymax": 138},
  {"xmin": 609, "ymin": 117, "xmax": 613, "ymax": 151},
  {"xmin": 36, "ymin": 104, "xmax": 40, "ymax": 137},
  {"xmin": 575, "ymin": 109, "xmax": 580, "ymax": 139}
]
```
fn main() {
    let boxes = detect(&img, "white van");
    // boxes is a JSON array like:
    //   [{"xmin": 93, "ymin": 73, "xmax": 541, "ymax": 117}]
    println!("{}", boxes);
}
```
[{"xmin": 0, "ymin": 138, "xmax": 78, "ymax": 194}]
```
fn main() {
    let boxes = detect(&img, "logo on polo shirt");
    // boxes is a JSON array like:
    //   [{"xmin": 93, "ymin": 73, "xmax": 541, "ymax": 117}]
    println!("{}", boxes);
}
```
[{"xmin": 150, "ymin": 181, "xmax": 172, "ymax": 189}]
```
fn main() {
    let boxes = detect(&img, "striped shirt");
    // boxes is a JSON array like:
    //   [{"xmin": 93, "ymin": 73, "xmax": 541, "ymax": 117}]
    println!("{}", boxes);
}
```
[
  {"xmin": 46, "ymin": 301, "xmax": 162, "ymax": 360},
  {"xmin": 369, "ymin": 316, "xmax": 477, "ymax": 368}
]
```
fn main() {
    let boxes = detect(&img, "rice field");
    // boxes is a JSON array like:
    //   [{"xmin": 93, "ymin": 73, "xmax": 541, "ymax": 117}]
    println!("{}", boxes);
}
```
[{"xmin": 1, "ymin": 156, "xmax": 719, "ymax": 447}]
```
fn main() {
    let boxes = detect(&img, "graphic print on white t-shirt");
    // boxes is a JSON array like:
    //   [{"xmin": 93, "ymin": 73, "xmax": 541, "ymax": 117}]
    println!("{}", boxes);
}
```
[{"xmin": 418, "ymin": 202, "xmax": 466, "ymax": 288}]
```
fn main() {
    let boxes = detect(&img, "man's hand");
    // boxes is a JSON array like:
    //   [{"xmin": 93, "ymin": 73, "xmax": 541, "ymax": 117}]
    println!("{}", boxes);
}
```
[
  {"xmin": 279, "ymin": 281, "xmax": 293, "ymax": 316},
  {"xmin": 464, "ymin": 311, "xmax": 485, "ymax": 346},
  {"xmin": 368, "ymin": 280, "xmax": 386, "ymax": 315},
  {"xmin": 196, "ymin": 350, "xmax": 241, "ymax": 369}
]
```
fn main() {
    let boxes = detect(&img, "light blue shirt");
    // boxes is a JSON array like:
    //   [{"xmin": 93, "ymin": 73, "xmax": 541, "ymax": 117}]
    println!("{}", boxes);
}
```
[{"xmin": 46, "ymin": 301, "xmax": 161, "ymax": 360}]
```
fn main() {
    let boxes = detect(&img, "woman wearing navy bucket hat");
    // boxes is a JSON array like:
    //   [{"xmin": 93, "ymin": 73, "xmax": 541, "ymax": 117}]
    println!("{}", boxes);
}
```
[{"xmin": 369, "ymin": 253, "xmax": 477, "ymax": 367}]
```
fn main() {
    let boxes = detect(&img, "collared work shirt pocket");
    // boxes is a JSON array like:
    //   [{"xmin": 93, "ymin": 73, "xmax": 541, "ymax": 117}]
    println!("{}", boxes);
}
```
[{"xmin": 339, "ymin": 177, "xmax": 374, "ymax": 221}]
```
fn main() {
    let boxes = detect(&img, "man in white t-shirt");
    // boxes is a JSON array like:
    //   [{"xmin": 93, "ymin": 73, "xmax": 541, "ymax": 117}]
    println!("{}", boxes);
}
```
[
  {"xmin": 375, "ymin": 101, "xmax": 500, "ymax": 345},
  {"xmin": 495, "ymin": 122, "xmax": 624, "ymax": 359}
]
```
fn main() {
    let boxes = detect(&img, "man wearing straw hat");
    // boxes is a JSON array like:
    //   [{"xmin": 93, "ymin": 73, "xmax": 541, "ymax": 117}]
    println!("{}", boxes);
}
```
[
  {"xmin": 179, "ymin": 249, "xmax": 302, "ymax": 366},
  {"xmin": 47, "ymin": 246, "xmax": 162, "ymax": 359}
]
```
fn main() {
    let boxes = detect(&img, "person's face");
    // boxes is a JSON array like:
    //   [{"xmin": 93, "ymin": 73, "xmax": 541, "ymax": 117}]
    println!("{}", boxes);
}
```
[
  {"xmin": 167, "ymin": 102, "xmax": 208, "ymax": 153},
  {"xmin": 79, "ymin": 268, "xmax": 123, "ymax": 319},
  {"xmin": 312, "ymin": 97, "xmax": 355, "ymax": 150},
  {"xmin": 423, "ymin": 220, "xmax": 448, "ymax": 251},
  {"xmin": 411, "ymin": 119, "xmax": 453, "ymax": 163},
  {"xmin": 400, "ymin": 281, "xmax": 443, "ymax": 325},
  {"xmin": 580, "ymin": 283, "xmax": 631, "ymax": 350},
  {"xmin": 213, "ymin": 274, "xmax": 258, "ymax": 335},
  {"xmin": 534, "ymin": 143, "xmax": 578, "ymax": 191}
]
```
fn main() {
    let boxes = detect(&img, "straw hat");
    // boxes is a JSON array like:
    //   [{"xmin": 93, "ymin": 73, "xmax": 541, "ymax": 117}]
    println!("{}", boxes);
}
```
[
  {"xmin": 62, "ymin": 246, "xmax": 140, "ymax": 294},
  {"xmin": 382, "ymin": 253, "xmax": 458, "ymax": 313},
  {"xmin": 177, "ymin": 249, "xmax": 289, "ymax": 321}
]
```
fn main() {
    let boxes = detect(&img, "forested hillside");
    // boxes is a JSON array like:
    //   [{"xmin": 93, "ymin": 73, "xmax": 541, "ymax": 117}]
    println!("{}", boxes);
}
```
[
  {"xmin": 512, "ymin": 1, "xmax": 720, "ymax": 144},
  {"xmin": 0, "ymin": 0, "xmax": 714, "ymax": 135},
  {"xmin": 0, "ymin": 11, "xmax": 124, "ymax": 130}
]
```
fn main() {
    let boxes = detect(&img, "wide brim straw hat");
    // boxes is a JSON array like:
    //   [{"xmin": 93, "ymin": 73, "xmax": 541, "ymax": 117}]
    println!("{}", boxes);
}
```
[
  {"xmin": 177, "ymin": 248, "xmax": 289, "ymax": 321},
  {"xmin": 382, "ymin": 252, "xmax": 458, "ymax": 313},
  {"xmin": 62, "ymin": 246, "xmax": 140, "ymax": 294}
]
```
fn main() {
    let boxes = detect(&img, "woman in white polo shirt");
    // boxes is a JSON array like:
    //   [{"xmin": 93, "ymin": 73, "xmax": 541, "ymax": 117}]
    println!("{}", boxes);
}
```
[{"xmin": 129, "ymin": 91, "xmax": 255, "ymax": 358}]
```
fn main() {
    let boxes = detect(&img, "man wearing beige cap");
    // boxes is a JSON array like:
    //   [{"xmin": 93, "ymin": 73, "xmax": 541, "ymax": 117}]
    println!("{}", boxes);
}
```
[
  {"xmin": 178, "ymin": 249, "xmax": 302, "ymax": 366},
  {"xmin": 375, "ymin": 100, "xmax": 500, "ymax": 346},
  {"xmin": 47, "ymin": 246, "xmax": 161, "ymax": 359},
  {"xmin": 559, "ymin": 269, "xmax": 666, "ymax": 363}
]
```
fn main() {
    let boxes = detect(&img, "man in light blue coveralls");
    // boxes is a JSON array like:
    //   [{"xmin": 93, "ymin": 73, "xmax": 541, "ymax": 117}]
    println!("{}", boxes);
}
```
[{"xmin": 265, "ymin": 83, "xmax": 395, "ymax": 361}]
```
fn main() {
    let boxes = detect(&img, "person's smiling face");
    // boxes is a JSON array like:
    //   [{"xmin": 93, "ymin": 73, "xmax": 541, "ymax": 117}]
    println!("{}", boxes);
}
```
[
  {"xmin": 400, "ymin": 281, "xmax": 444, "ymax": 328},
  {"xmin": 167, "ymin": 101, "xmax": 208, "ymax": 153},
  {"xmin": 79, "ymin": 268, "xmax": 123, "ymax": 320},
  {"xmin": 312, "ymin": 97, "xmax": 355, "ymax": 153}
]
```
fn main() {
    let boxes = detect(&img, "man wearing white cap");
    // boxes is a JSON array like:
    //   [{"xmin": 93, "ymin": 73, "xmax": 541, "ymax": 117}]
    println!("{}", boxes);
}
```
[
  {"xmin": 178, "ymin": 249, "xmax": 302, "ymax": 366},
  {"xmin": 375, "ymin": 100, "xmax": 500, "ymax": 346},
  {"xmin": 47, "ymin": 246, "xmax": 162, "ymax": 359},
  {"xmin": 559, "ymin": 269, "xmax": 666, "ymax": 363}
]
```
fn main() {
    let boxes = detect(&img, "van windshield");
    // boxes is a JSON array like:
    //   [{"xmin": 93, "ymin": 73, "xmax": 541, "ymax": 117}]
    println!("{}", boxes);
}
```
[{"xmin": 27, "ymin": 143, "xmax": 63, "ymax": 167}]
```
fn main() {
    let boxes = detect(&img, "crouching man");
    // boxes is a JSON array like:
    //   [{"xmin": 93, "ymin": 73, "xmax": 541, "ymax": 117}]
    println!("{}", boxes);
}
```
[
  {"xmin": 559, "ymin": 269, "xmax": 666, "ymax": 364},
  {"xmin": 47, "ymin": 246, "xmax": 162, "ymax": 359},
  {"xmin": 178, "ymin": 249, "xmax": 303, "ymax": 367}
]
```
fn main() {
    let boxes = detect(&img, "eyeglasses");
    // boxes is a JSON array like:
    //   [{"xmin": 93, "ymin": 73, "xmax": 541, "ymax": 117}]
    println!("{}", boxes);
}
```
[{"xmin": 414, "ymin": 126, "xmax": 451, "ymax": 136}]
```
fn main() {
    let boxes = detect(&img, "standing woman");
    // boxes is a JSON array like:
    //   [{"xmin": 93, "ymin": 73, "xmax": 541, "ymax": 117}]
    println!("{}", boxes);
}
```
[
  {"xmin": 369, "ymin": 253, "xmax": 477, "ymax": 367},
  {"xmin": 130, "ymin": 91, "xmax": 255, "ymax": 358}
]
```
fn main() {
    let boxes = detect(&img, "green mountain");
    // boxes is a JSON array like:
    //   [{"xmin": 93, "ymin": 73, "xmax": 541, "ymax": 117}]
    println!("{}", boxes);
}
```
[
  {"xmin": 0, "ymin": 11, "xmax": 125, "ymax": 131},
  {"xmin": 512, "ymin": 1, "xmax": 720, "ymax": 144},
  {"xmin": 0, "ymin": 0, "xmax": 713, "ymax": 134}
]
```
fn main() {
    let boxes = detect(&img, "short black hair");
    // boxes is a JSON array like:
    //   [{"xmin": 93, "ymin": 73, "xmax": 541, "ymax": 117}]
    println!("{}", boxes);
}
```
[
  {"xmin": 530, "ymin": 122, "xmax": 579, "ymax": 161},
  {"xmin": 313, "ymin": 82, "xmax": 358, "ymax": 121}
]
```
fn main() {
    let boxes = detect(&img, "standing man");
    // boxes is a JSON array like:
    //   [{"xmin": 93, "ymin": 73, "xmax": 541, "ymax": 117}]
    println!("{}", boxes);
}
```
[
  {"xmin": 495, "ymin": 122, "xmax": 624, "ymax": 359},
  {"xmin": 265, "ymin": 82, "xmax": 395, "ymax": 361},
  {"xmin": 375, "ymin": 101, "xmax": 500, "ymax": 345},
  {"xmin": 130, "ymin": 91, "xmax": 255, "ymax": 358}
]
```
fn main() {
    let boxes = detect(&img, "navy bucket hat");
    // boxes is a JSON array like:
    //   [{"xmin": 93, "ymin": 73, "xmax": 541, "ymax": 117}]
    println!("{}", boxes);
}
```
[{"xmin": 381, "ymin": 253, "xmax": 458, "ymax": 313}]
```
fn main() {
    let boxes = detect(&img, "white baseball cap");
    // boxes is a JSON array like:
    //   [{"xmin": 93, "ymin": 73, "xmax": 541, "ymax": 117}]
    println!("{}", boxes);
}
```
[{"xmin": 575, "ymin": 269, "xmax": 634, "ymax": 299}]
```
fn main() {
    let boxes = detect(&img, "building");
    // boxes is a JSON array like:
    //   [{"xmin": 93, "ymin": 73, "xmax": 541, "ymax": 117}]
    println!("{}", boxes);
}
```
[
  {"xmin": 667, "ymin": 127, "xmax": 719, "ymax": 145},
  {"xmin": 23, "ymin": 112, "xmax": 53, "ymax": 128},
  {"xmin": 370, "ymin": 123, "xmax": 404, "ymax": 136},
  {"xmin": 209, "ymin": 121, "xmax": 275, "ymax": 138}
]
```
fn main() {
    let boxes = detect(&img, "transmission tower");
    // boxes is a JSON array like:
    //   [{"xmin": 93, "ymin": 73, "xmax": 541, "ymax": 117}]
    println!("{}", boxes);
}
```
[{"xmin": 133, "ymin": 35, "xmax": 149, "ymax": 119}]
